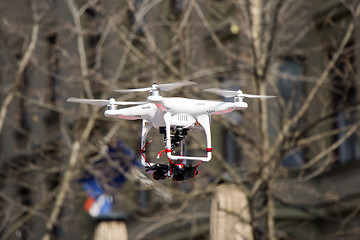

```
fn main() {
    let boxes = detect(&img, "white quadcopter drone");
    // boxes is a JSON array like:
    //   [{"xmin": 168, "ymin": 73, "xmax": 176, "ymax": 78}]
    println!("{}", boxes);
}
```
[{"xmin": 67, "ymin": 81, "xmax": 275, "ymax": 181}]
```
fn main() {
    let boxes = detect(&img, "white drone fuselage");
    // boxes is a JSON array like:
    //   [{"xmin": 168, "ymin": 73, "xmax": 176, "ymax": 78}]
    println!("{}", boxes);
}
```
[
  {"xmin": 104, "ymin": 96, "xmax": 248, "ymax": 129},
  {"xmin": 104, "ymin": 96, "xmax": 248, "ymax": 165},
  {"xmin": 67, "ymin": 82, "xmax": 274, "ymax": 168}
]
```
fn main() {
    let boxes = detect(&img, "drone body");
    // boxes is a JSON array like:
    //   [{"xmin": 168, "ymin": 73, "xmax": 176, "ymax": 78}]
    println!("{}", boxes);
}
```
[
  {"xmin": 104, "ymin": 97, "xmax": 248, "ymax": 128},
  {"xmin": 67, "ymin": 81, "xmax": 275, "ymax": 181}
]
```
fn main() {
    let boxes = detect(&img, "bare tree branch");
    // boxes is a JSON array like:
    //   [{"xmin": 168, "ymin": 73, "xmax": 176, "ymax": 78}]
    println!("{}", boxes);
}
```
[{"xmin": 0, "ymin": 17, "xmax": 39, "ymax": 133}]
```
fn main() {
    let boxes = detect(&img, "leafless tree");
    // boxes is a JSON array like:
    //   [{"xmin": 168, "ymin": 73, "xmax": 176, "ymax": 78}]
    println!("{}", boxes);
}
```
[{"xmin": 1, "ymin": 0, "xmax": 360, "ymax": 240}]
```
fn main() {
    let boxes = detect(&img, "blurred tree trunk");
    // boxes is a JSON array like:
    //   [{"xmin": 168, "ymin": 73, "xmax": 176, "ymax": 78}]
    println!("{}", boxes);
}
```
[
  {"xmin": 210, "ymin": 184, "xmax": 253, "ymax": 240},
  {"xmin": 245, "ymin": 0, "xmax": 283, "ymax": 239},
  {"xmin": 94, "ymin": 221, "xmax": 128, "ymax": 240}
]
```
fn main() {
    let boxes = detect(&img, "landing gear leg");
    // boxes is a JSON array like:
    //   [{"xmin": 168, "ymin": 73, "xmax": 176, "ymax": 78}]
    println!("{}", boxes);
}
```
[{"xmin": 141, "ymin": 119, "xmax": 153, "ymax": 167}]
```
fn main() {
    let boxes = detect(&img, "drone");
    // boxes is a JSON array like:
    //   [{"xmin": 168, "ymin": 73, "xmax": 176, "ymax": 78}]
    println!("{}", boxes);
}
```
[{"xmin": 67, "ymin": 81, "xmax": 275, "ymax": 181}]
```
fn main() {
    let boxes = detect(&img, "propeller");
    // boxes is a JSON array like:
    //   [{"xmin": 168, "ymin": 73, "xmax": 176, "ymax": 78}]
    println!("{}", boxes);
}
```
[
  {"xmin": 203, "ymin": 88, "xmax": 276, "ymax": 99},
  {"xmin": 67, "ymin": 97, "xmax": 146, "ymax": 106},
  {"xmin": 114, "ymin": 81, "xmax": 197, "ymax": 93}
]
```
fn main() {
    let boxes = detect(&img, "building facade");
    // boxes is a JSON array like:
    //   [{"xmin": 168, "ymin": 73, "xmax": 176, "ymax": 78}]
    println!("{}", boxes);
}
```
[{"xmin": 0, "ymin": 0, "xmax": 359, "ymax": 239}]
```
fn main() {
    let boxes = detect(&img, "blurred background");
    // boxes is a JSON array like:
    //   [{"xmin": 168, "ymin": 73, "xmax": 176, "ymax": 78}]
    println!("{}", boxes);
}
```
[{"xmin": 1, "ymin": 0, "xmax": 360, "ymax": 239}]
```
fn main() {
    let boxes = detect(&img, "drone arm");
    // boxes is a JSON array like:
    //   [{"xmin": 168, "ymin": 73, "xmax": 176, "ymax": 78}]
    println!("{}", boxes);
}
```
[
  {"xmin": 141, "ymin": 119, "xmax": 154, "ymax": 167},
  {"xmin": 148, "ymin": 95, "xmax": 166, "ymax": 111}
]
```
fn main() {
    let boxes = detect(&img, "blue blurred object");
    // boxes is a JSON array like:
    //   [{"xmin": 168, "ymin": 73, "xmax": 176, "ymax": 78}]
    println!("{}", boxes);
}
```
[{"xmin": 80, "ymin": 140, "xmax": 139, "ymax": 217}]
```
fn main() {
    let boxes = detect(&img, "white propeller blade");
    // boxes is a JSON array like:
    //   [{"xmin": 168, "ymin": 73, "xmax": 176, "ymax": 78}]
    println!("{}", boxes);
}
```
[
  {"xmin": 114, "ymin": 87, "xmax": 152, "ymax": 93},
  {"xmin": 240, "ymin": 93, "xmax": 276, "ymax": 99},
  {"xmin": 67, "ymin": 98, "xmax": 109, "ymax": 106},
  {"xmin": 203, "ymin": 88, "xmax": 238, "ymax": 98},
  {"xmin": 67, "ymin": 97, "xmax": 145, "ymax": 106},
  {"xmin": 157, "ymin": 81, "xmax": 197, "ymax": 91},
  {"xmin": 203, "ymin": 88, "xmax": 276, "ymax": 99},
  {"xmin": 114, "ymin": 81, "xmax": 196, "ymax": 93}
]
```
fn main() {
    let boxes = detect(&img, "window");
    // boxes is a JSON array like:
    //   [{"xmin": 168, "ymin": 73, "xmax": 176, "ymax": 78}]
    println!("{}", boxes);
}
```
[
  {"xmin": 278, "ymin": 59, "xmax": 305, "ymax": 167},
  {"xmin": 331, "ymin": 50, "xmax": 360, "ymax": 163},
  {"xmin": 45, "ymin": 34, "xmax": 60, "ymax": 133}
]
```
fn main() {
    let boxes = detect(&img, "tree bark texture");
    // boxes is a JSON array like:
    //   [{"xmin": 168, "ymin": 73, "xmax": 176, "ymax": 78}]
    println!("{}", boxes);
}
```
[
  {"xmin": 93, "ymin": 221, "xmax": 128, "ymax": 240},
  {"xmin": 210, "ymin": 184, "xmax": 253, "ymax": 240}
]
